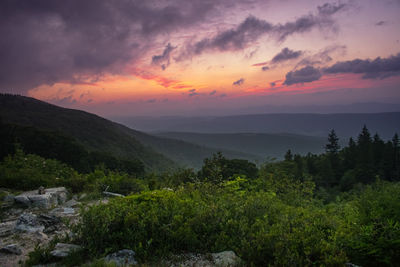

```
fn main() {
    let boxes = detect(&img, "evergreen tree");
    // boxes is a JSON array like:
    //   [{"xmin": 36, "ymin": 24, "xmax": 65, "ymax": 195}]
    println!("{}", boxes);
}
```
[
  {"xmin": 392, "ymin": 133, "xmax": 400, "ymax": 180},
  {"xmin": 356, "ymin": 125, "xmax": 374, "ymax": 183},
  {"xmin": 284, "ymin": 149, "xmax": 293, "ymax": 161},
  {"xmin": 325, "ymin": 129, "xmax": 341, "ymax": 185},
  {"xmin": 325, "ymin": 129, "xmax": 340, "ymax": 154},
  {"xmin": 372, "ymin": 133, "xmax": 385, "ymax": 177}
]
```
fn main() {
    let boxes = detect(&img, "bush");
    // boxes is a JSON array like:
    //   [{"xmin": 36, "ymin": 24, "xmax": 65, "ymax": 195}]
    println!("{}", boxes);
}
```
[
  {"xmin": 342, "ymin": 181, "xmax": 400, "ymax": 266},
  {"xmin": 0, "ymin": 149, "xmax": 82, "ymax": 191},
  {"xmin": 75, "ymin": 177, "xmax": 347, "ymax": 265}
]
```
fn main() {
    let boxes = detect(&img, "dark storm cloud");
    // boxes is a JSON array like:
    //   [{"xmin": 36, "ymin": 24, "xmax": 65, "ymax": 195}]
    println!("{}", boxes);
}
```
[
  {"xmin": 271, "ymin": 47, "xmax": 303, "ymax": 63},
  {"xmin": 178, "ymin": 2, "xmax": 347, "ymax": 60},
  {"xmin": 270, "ymin": 82, "xmax": 276, "ymax": 87},
  {"xmin": 284, "ymin": 66, "xmax": 322, "ymax": 85},
  {"xmin": 323, "ymin": 53, "xmax": 400, "ymax": 79},
  {"xmin": 262, "ymin": 66, "xmax": 270, "ymax": 71},
  {"xmin": 0, "ymin": 0, "xmax": 232, "ymax": 92},
  {"xmin": 152, "ymin": 43, "xmax": 176, "ymax": 70},
  {"xmin": 233, "ymin": 78, "xmax": 245, "ymax": 86}
]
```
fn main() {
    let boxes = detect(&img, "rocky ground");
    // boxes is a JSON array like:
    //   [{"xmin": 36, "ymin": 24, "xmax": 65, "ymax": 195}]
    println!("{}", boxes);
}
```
[
  {"xmin": 0, "ymin": 187, "xmax": 81, "ymax": 267},
  {"xmin": 0, "ymin": 188, "xmax": 242, "ymax": 267}
]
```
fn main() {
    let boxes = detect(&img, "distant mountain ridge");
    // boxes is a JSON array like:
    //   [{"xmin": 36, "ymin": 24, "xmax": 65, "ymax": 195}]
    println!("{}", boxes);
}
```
[
  {"xmin": 0, "ymin": 94, "xmax": 259, "ymax": 170},
  {"xmin": 156, "ymin": 132, "xmax": 327, "ymax": 160},
  {"xmin": 114, "ymin": 112, "xmax": 400, "ymax": 139}
]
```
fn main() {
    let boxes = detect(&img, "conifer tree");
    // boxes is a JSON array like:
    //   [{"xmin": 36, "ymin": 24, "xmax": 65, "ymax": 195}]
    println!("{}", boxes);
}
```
[{"xmin": 325, "ymin": 129, "xmax": 340, "ymax": 154}]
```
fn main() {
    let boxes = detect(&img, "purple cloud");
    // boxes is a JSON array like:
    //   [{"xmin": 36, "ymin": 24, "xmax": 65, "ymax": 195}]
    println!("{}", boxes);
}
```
[
  {"xmin": 0, "ymin": 0, "xmax": 235, "ymax": 92},
  {"xmin": 178, "ymin": 2, "xmax": 347, "ymax": 60},
  {"xmin": 323, "ymin": 53, "xmax": 400, "ymax": 79},
  {"xmin": 284, "ymin": 66, "xmax": 322, "ymax": 85},
  {"xmin": 271, "ymin": 47, "xmax": 303, "ymax": 63},
  {"xmin": 152, "ymin": 43, "xmax": 176, "ymax": 70}
]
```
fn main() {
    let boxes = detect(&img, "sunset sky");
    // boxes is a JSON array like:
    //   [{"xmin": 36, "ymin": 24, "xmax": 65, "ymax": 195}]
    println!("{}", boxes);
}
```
[{"xmin": 1, "ymin": 0, "xmax": 400, "ymax": 116}]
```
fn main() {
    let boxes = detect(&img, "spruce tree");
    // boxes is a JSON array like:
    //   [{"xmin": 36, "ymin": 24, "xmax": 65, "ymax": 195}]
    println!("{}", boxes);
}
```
[
  {"xmin": 325, "ymin": 129, "xmax": 340, "ymax": 154},
  {"xmin": 284, "ymin": 149, "xmax": 293, "ymax": 161},
  {"xmin": 325, "ymin": 129, "xmax": 341, "ymax": 185},
  {"xmin": 356, "ymin": 125, "xmax": 374, "ymax": 183}
]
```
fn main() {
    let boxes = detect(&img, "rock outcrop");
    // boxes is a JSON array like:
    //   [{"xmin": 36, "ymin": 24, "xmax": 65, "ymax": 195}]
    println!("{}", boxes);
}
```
[
  {"xmin": 166, "ymin": 251, "xmax": 241, "ymax": 267},
  {"xmin": 14, "ymin": 187, "xmax": 68, "ymax": 209},
  {"xmin": 105, "ymin": 249, "xmax": 137, "ymax": 266},
  {"xmin": 50, "ymin": 243, "xmax": 82, "ymax": 258}
]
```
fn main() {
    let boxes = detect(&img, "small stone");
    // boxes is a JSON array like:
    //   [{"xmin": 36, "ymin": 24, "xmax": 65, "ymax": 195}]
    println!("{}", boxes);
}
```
[
  {"xmin": 50, "ymin": 243, "xmax": 82, "ymax": 258},
  {"xmin": 0, "ymin": 244, "xmax": 22, "ymax": 255},
  {"xmin": 105, "ymin": 249, "xmax": 137, "ymax": 266},
  {"xmin": 38, "ymin": 186, "xmax": 46, "ymax": 195}
]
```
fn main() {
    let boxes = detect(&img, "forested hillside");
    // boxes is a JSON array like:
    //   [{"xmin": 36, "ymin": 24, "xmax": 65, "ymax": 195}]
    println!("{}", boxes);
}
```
[{"xmin": 0, "ymin": 94, "xmax": 259, "ymax": 170}]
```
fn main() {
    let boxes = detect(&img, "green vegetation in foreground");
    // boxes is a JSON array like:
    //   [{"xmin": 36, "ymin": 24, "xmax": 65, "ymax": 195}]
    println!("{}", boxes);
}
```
[
  {"xmin": 75, "ymin": 179, "xmax": 400, "ymax": 266},
  {"xmin": 0, "ymin": 126, "xmax": 399, "ymax": 266}
]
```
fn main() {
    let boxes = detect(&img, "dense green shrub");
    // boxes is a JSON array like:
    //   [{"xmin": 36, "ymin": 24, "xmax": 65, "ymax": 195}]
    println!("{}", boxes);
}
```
[
  {"xmin": 75, "ymin": 177, "xmax": 347, "ymax": 265},
  {"xmin": 0, "ymin": 149, "xmax": 81, "ymax": 191},
  {"xmin": 341, "ymin": 181, "xmax": 400, "ymax": 266}
]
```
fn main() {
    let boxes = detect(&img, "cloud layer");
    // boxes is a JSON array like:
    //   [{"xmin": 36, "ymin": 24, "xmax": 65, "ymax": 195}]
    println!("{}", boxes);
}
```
[
  {"xmin": 324, "ymin": 53, "xmax": 400, "ymax": 79},
  {"xmin": 0, "ymin": 0, "xmax": 233, "ymax": 92},
  {"xmin": 283, "ymin": 53, "xmax": 400, "ymax": 85},
  {"xmin": 271, "ymin": 48, "xmax": 303, "ymax": 63},
  {"xmin": 284, "ymin": 66, "xmax": 322, "ymax": 85},
  {"xmin": 177, "ymin": 2, "xmax": 346, "ymax": 60}
]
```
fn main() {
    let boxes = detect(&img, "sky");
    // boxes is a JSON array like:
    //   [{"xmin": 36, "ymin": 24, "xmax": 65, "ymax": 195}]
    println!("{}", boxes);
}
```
[{"xmin": 1, "ymin": 0, "xmax": 400, "ymax": 117}]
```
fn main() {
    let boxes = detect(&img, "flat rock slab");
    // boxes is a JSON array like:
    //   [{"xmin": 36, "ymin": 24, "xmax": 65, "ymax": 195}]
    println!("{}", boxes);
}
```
[
  {"xmin": 0, "ymin": 221, "xmax": 16, "ymax": 237},
  {"xmin": 167, "ymin": 251, "xmax": 241, "ymax": 267},
  {"xmin": 63, "ymin": 199, "xmax": 80, "ymax": 208},
  {"xmin": 105, "ymin": 249, "xmax": 137, "ymax": 266},
  {"xmin": 14, "ymin": 187, "xmax": 67, "ymax": 209},
  {"xmin": 50, "ymin": 243, "xmax": 82, "ymax": 258},
  {"xmin": 212, "ymin": 251, "xmax": 240, "ymax": 267},
  {"xmin": 15, "ymin": 213, "xmax": 45, "ymax": 233},
  {"xmin": 0, "ymin": 244, "xmax": 22, "ymax": 255}
]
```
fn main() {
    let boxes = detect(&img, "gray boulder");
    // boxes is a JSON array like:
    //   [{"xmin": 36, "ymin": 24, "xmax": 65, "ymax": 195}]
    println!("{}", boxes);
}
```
[
  {"xmin": 212, "ymin": 251, "xmax": 240, "ymax": 267},
  {"xmin": 167, "ymin": 251, "xmax": 241, "ymax": 267},
  {"xmin": 0, "ymin": 221, "xmax": 16, "ymax": 237},
  {"xmin": 0, "ymin": 244, "xmax": 22, "ymax": 255},
  {"xmin": 64, "ymin": 199, "xmax": 80, "ymax": 208},
  {"xmin": 14, "ymin": 187, "xmax": 68, "ymax": 209},
  {"xmin": 14, "ymin": 195, "xmax": 31, "ymax": 206},
  {"xmin": 105, "ymin": 249, "xmax": 137, "ymax": 266},
  {"xmin": 50, "ymin": 243, "xmax": 82, "ymax": 258},
  {"xmin": 15, "ymin": 213, "xmax": 45, "ymax": 233}
]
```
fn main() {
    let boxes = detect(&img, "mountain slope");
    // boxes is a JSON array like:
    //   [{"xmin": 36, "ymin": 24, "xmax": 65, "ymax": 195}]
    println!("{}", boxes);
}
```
[
  {"xmin": 0, "ymin": 94, "xmax": 175, "ymax": 171},
  {"xmin": 156, "ymin": 132, "xmax": 327, "ymax": 160},
  {"xmin": 0, "ymin": 94, "xmax": 259, "ymax": 170}
]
